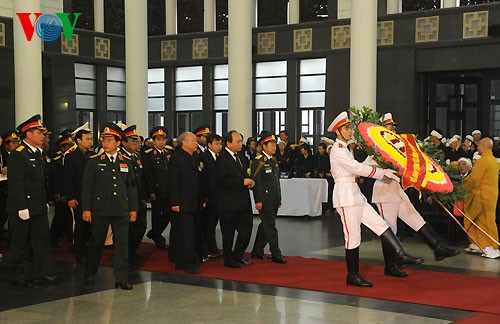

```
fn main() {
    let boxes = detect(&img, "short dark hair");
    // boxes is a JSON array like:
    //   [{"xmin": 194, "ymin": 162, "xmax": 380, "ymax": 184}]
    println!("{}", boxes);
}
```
[
  {"xmin": 207, "ymin": 134, "xmax": 222, "ymax": 144},
  {"xmin": 318, "ymin": 143, "xmax": 327, "ymax": 150},
  {"xmin": 279, "ymin": 130, "xmax": 289, "ymax": 137},
  {"xmin": 300, "ymin": 143, "xmax": 310, "ymax": 151},
  {"xmin": 75, "ymin": 130, "xmax": 91, "ymax": 142},
  {"xmin": 224, "ymin": 130, "xmax": 240, "ymax": 144}
]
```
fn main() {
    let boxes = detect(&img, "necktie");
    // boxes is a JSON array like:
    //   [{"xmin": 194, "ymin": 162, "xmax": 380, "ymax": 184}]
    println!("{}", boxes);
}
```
[
  {"xmin": 234, "ymin": 153, "xmax": 243, "ymax": 168},
  {"xmin": 110, "ymin": 156, "xmax": 114, "ymax": 163}
]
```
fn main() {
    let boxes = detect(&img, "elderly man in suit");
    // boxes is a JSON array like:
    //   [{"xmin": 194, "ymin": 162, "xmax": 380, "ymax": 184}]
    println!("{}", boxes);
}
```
[
  {"xmin": 169, "ymin": 132, "xmax": 204, "ymax": 274},
  {"xmin": 216, "ymin": 131, "xmax": 255, "ymax": 268}
]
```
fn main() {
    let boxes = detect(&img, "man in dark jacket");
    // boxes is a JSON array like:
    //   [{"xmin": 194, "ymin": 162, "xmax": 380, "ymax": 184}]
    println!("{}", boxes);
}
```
[
  {"xmin": 64, "ymin": 122, "xmax": 93, "ymax": 263},
  {"xmin": 143, "ymin": 126, "xmax": 171, "ymax": 249},
  {"xmin": 0, "ymin": 130, "xmax": 20, "ymax": 242},
  {"xmin": 7, "ymin": 115, "xmax": 57, "ymax": 287},
  {"xmin": 216, "ymin": 131, "xmax": 255, "ymax": 268},
  {"xmin": 200, "ymin": 134, "xmax": 223, "ymax": 259},
  {"xmin": 169, "ymin": 132, "xmax": 204, "ymax": 274},
  {"xmin": 82, "ymin": 123, "xmax": 138, "ymax": 290},
  {"xmin": 250, "ymin": 131, "xmax": 286, "ymax": 264},
  {"xmin": 120, "ymin": 125, "xmax": 148, "ymax": 266}
]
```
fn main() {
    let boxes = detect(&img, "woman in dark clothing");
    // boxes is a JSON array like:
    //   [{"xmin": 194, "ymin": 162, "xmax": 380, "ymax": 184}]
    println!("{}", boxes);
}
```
[
  {"xmin": 245, "ymin": 137, "xmax": 257, "ymax": 161},
  {"xmin": 295, "ymin": 143, "xmax": 316, "ymax": 178},
  {"xmin": 276, "ymin": 141, "xmax": 293, "ymax": 173}
]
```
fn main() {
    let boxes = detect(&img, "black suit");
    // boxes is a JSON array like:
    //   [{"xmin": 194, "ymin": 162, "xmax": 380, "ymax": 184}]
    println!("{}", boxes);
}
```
[
  {"xmin": 216, "ymin": 148, "xmax": 253, "ymax": 264},
  {"xmin": 63, "ymin": 146, "xmax": 92, "ymax": 261},
  {"xmin": 200, "ymin": 149, "xmax": 219, "ymax": 254},
  {"xmin": 49, "ymin": 151, "xmax": 72, "ymax": 244},
  {"xmin": 168, "ymin": 148, "xmax": 203, "ymax": 270},
  {"xmin": 0, "ymin": 149, "xmax": 10, "ymax": 240}
]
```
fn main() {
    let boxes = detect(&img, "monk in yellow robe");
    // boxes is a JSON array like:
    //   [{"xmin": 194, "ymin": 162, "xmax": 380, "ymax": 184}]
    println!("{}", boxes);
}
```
[{"xmin": 464, "ymin": 138, "xmax": 500, "ymax": 258}]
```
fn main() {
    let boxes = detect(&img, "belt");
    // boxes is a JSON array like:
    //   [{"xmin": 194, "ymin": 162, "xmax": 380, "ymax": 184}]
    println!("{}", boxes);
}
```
[{"xmin": 334, "ymin": 177, "xmax": 356, "ymax": 183}]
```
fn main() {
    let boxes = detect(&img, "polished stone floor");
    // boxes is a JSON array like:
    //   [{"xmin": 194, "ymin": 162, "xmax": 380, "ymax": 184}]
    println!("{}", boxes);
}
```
[{"xmin": 0, "ymin": 210, "xmax": 496, "ymax": 323}]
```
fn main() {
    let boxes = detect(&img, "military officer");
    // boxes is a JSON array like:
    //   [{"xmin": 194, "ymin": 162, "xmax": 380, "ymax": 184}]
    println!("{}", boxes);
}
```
[
  {"xmin": 49, "ymin": 130, "xmax": 74, "ymax": 247},
  {"xmin": 120, "ymin": 125, "xmax": 148, "ymax": 266},
  {"xmin": 328, "ymin": 111, "xmax": 422, "ymax": 287},
  {"xmin": 371, "ymin": 113, "xmax": 460, "ymax": 277},
  {"xmin": 82, "ymin": 123, "xmax": 138, "ymax": 290},
  {"xmin": 0, "ymin": 130, "xmax": 20, "ymax": 242},
  {"xmin": 7, "ymin": 115, "xmax": 58, "ymax": 287},
  {"xmin": 64, "ymin": 122, "xmax": 93, "ymax": 264},
  {"xmin": 250, "ymin": 131, "xmax": 286, "ymax": 264},
  {"xmin": 193, "ymin": 126, "xmax": 211, "ymax": 154},
  {"xmin": 143, "ymin": 126, "xmax": 171, "ymax": 249}
]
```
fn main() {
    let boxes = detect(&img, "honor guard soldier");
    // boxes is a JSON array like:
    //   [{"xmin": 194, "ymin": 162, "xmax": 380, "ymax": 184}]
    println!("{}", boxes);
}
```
[
  {"xmin": 82, "ymin": 123, "xmax": 138, "ymax": 290},
  {"xmin": 120, "ymin": 125, "xmax": 148, "ymax": 266},
  {"xmin": 64, "ymin": 122, "xmax": 93, "ymax": 264},
  {"xmin": 250, "ymin": 131, "xmax": 287, "ymax": 264},
  {"xmin": 7, "ymin": 115, "xmax": 58, "ymax": 287},
  {"xmin": 49, "ymin": 130, "xmax": 74, "ymax": 247},
  {"xmin": 193, "ymin": 126, "xmax": 211, "ymax": 154},
  {"xmin": 328, "ymin": 111, "xmax": 422, "ymax": 287},
  {"xmin": 0, "ymin": 130, "xmax": 20, "ymax": 242},
  {"xmin": 371, "ymin": 113, "xmax": 460, "ymax": 277},
  {"xmin": 143, "ymin": 126, "xmax": 171, "ymax": 249}
]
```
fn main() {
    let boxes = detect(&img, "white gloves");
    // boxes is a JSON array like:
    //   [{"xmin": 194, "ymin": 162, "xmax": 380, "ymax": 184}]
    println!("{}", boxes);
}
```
[
  {"xmin": 382, "ymin": 169, "xmax": 400, "ymax": 182},
  {"xmin": 18, "ymin": 209, "xmax": 30, "ymax": 220}
]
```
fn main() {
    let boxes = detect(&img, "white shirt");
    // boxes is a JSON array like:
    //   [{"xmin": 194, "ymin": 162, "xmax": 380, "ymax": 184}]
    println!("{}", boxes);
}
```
[
  {"xmin": 198, "ymin": 144, "xmax": 206, "ymax": 153},
  {"xmin": 208, "ymin": 148, "xmax": 217, "ymax": 161},
  {"xmin": 105, "ymin": 152, "xmax": 118, "ymax": 163},
  {"xmin": 24, "ymin": 141, "xmax": 38, "ymax": 154},
  {"xmin": 330, "ymin": 139, "xmax": 385, "ymax": 207}
]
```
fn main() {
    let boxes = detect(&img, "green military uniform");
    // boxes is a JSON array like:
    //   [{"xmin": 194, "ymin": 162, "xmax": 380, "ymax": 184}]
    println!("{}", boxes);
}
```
[
  {"xmin": 82, "ymin": 142, "xmax": 138, "ymax": 284},
  {"xmin": 250, "ymin": 151, "xmax": 284, "ymax": 260},
  {"xmin": 7, "ymin": 115, "xmax": 53, "ymax": 285},
  {"xmin": 143, "ymin": 127, "xmax": 171, "ymax": 248}
]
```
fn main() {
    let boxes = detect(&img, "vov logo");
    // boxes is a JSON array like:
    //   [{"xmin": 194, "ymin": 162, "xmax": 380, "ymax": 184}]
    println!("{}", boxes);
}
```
[{"xmin": 16, "ymin": 13, "xmax": 81, "ymax": 42}]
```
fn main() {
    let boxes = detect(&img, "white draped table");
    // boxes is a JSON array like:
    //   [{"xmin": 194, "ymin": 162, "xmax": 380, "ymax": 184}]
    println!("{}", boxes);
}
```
[{"xmin": 250, "ymin": 178, "xmax": 328, "ymax": 217}]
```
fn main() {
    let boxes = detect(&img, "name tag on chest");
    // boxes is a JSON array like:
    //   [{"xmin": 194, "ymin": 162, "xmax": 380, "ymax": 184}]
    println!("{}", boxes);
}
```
[
  {"xmin": 120, "ymin": 163, "xmax": 129, "ymax": 173},
  {"xmin": 265, "ymin": 167, "xmax": 272, "ymax": 173}
]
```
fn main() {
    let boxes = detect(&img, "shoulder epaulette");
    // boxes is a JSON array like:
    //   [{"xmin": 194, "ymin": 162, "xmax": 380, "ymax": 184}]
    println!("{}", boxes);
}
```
[
  {"xmin": 145, "ymin": 148, "xmax": 153, "ymax": 154},
  {"xmin": 64, "ymin": 145, "xmax": 77, "ymax": 155},
  {"xmin": 165, "ymin": 145, "xmax": 174, "ymax": 151},
  {"xmin": 53, "ymin": 155, "xmax": 62, "ymax": 161},
  {"xmin": 90, "ymin": 151, "xmax": 104, "ymax": 159},
  {"xmin": 255, "ymin": 154, "xmax": 263, "ymax": 160},
  {"xmin": 118, "ymin": 152, "xmax": 131, "ymax": 160},
  {"xmin": 16, "ymin": 145, "xmax": 25, "ymax": 152}
]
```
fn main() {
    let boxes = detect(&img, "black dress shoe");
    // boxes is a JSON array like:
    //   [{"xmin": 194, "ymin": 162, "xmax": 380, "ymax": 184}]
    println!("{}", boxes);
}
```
[
  {"xmin": 346, "ymin": 273, "xmax": 373, "ymax": 287},
  {"xmin": 155, "ymin": 242, "xmax": 168, "ymax": 250},
  {"xmin": 84, "ymin": 275, "xmax": 95, "ymax": 285},
  {"xmin": 434, "ymin": 244, "xmax": 461, "ymax": 261},
  {"xmin": 237, "ymin": 258, "xmax": 253, "ymax": 266},
  {"xmin": 34, "ymin": 275, "xmax": 59, "ymax": 284},
  {"xmin": 272, "ymin": 256, "xmax": 287, "ymax": 264},
  {"xmin": 384, "ymin": 264, "xmax": 408, "ymax": 278},
  {"xmin": 251, "ymin": 254, "xmax": 270, "ymax": 260},
  {"xmin": 200, "ymin": 256, "xmax": 210, "ymax": 263},
  {"xmin": 115, "ymin": 282, "xmax": 133, "ymax": 290},
  {"xmin": 11, "ymin": 279, "xmax": 33, "ymax": 288},
  {"xmin": 224, "ymin": 261, "xmax": 241, "ymax": 268},
  {"xmin": 208, "ymin": 252, "xmax": 221, "ymax": 259}
]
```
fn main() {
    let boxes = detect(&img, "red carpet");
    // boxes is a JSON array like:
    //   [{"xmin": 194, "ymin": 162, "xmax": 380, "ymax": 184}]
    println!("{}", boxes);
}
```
[{"xmin": 52, "ymin": 242, "xmax": 500, "ymax": 316}]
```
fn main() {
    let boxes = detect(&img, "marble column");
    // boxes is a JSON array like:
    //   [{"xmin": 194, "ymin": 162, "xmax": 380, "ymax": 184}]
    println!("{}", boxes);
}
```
[
  {"xmin": 204, "ymin": 0, "xmax": 216, "ymax": 31},
  {"xmin": 289, "ymin": 0, "xmax": 300, "ymax": 24},
  {"xmin": 166, "ymin": 0, "xmax": 177, "ymax": 35},
  {"xmin": 125, "ymin": 0, "xmax": 148, "ymax": 135},
  {"xmin": 228, "ymin": 0, "xmax": 253, "ymax": 138},
  {"xmin": 13, "ymin": 0, "xmax": 43, "ymax": 123},
  {"xmin": 94, "ymin": 0, "xmax": 104, "ymax": 32},
  {"xmin": 350, "ymin": 0, "xmax": 377, "ymax": 110}
]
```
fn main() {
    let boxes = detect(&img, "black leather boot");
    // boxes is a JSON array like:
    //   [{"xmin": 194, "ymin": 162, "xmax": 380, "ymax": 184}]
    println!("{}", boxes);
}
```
[
  {"xmin": 380, "ymin": 229, "xmax": 424, "ymax": 268},
  {"xmin": 418, "ymin": 223, "xmax": 461, "ymax": 261},
  {"xmin": 345, "ymin": 248, "xmax": 373, "ymax": 287},
  {"xmin": 381, "ymin": 238, "xmax": 408, "ymax": 278}
]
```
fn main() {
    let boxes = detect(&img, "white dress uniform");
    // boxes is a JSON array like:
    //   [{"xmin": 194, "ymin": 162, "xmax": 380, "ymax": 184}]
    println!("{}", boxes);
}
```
[
  {"xmin": 363, "ymin": 156, "xmax": 427, "ymax": 234},
  {"xmin": 330, "ymin": 139, "xmax": 390, "ymax": 249}
]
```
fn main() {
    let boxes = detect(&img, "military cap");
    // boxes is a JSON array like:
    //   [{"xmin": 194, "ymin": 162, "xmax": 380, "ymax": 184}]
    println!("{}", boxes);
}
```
[
  {"xmin": 123, "ymin": 125, "xmax": 140, "ymax": 139},
  {"xmin": 2, "ymin": 130, "xmax": 20, "ymax": 143},
  {"xmin": 56, "ymin": 132, "xmax": 74, "ymax": 146},
  {"xmin": 101, "ymin": 123, "xmax": 124, "ymax": 141},
  {"xmin": 258, "ymin": 131, "xmax": 277, "ymax": 146},
  {"xmin": 381, "ymin": 112, "xmax": 398, "ymax": 126},
  {"xmin": 193, "ymin": 126, "xmax": 211, "ymax": 137},
  {"xmin": 71, "ymin": 122, "xmax": 92, "ymax": 138},
  {"xmin": 16, "ymin": 114, "xmax": 46, "ymax": 135},
  {"xmin": 150, "ymin": 126, "xmax": 168, "ymax": 139},
  {"xmin": 327, "ymin": 111, "xmax": 351, "ymax": 133}
]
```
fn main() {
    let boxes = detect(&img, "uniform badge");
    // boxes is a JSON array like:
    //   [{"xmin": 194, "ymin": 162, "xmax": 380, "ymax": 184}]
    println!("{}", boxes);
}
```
[{"xmin": 120, "ymin": 163, "xmax": 129, "ymax": 173}]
